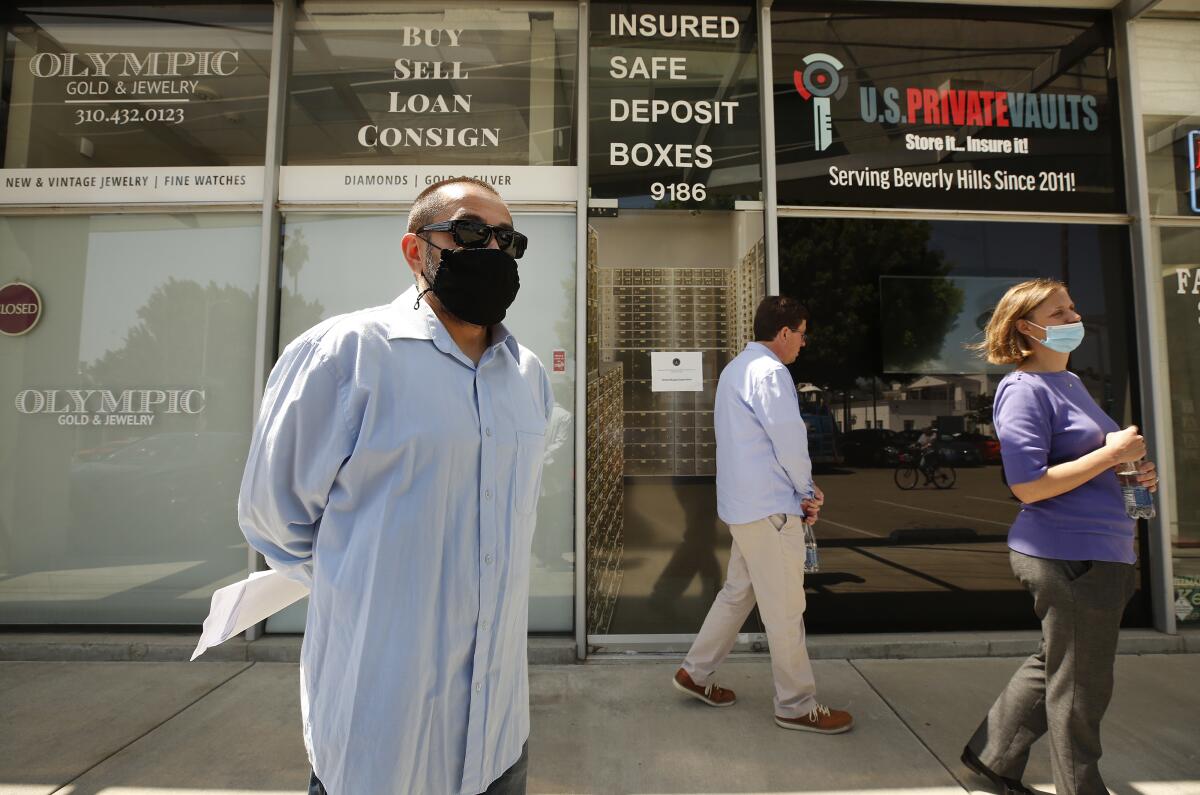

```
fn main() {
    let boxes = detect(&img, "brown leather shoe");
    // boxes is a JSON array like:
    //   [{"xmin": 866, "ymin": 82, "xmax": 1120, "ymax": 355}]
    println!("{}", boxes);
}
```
[
  {"xmin": 672, "ymin": 668, "xmax": 736, "ymax": 707},
  {"xmin": 775, "ymin": 704, "xmax": 854, "ymax": 734}
]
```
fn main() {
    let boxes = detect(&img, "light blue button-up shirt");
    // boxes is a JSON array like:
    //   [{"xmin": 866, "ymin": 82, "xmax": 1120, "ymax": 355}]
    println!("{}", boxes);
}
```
[
  {"xmin": 238, "ymin": 286, "xmax": 551, "ymax": 795},
  {"xmin": 715, "ymin": 342, "xmax": 814, "ymax": 526}
]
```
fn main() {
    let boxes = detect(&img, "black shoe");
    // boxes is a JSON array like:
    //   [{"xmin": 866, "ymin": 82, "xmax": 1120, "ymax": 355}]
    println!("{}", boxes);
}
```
[{"xmin": 960, "ymin": 746, "xmax": 1036, "ymax": 795}]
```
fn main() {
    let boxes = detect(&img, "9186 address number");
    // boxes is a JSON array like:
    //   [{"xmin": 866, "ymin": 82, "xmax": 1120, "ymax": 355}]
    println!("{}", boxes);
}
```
[{"xmin": 650, "ymin": 182, "xmax": 707, "ymax": 202}]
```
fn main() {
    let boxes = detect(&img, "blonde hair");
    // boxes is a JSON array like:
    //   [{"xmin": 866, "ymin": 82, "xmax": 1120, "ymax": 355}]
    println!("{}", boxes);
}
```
[{"xmin": 971, "ymin": 278, "xmax": 1066, "ymax": 365}]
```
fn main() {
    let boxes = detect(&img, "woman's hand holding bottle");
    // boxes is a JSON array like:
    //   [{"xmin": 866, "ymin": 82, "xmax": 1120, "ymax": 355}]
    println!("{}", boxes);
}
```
[{"xmin": 1104, "ymin": 425, "xmax": 1146, "ymax": 464}]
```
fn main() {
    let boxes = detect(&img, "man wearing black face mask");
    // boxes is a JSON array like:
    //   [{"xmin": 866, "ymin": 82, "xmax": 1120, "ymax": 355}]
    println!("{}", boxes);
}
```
[
  {"xmin": 238, "ymin": 177, "xmax": 552, "ymax": 795},
  {"xmin": 408, "ymin": 180, "xmax": 526, "ymax": 344}
]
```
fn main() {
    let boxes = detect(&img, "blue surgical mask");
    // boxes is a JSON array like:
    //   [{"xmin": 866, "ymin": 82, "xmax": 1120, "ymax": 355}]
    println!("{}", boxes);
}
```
[{"xmin": 1029, "ymin": 321, "xmax": 1085, "ymax": 353}]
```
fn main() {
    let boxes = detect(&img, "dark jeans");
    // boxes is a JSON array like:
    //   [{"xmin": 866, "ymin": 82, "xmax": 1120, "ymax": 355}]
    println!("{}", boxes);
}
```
[
  {"xmin": 308, "ymin": 742, "xmax": 528, "ymax": 795},
  {"xmin": 966, "ymin": 551, "xmax": 1136, "ymax": 795}
]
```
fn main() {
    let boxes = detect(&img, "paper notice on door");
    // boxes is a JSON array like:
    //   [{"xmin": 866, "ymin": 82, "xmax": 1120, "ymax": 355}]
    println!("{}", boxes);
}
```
[
  {"xmin": 191, "ymin": 569, "xmax": 309, "ymax": 660},
  {"xmin": 651, "ymin": 351, "xmax": 704, "ymax": 392}
]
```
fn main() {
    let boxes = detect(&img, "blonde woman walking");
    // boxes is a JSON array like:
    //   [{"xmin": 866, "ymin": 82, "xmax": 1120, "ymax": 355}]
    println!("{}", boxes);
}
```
[{"xmin": 961, "ymin": 279, "xmax": 1158, "ymax": 795}]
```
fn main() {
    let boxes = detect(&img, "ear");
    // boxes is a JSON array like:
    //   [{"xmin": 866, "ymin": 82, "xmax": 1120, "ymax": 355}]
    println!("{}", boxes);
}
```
[{"xmin": 401, "ymin": 232, "xmax": 425, "ymax": 278}]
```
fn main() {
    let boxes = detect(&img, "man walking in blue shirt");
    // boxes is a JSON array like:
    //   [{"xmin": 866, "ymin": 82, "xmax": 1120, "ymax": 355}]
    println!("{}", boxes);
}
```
[
  {"xmin": 671, "ymin": 296, "xmax": 854, "ymax": 734},
  {"xmin": 238, "ymin": 177, "xmax": 552, "ymax": 794}
]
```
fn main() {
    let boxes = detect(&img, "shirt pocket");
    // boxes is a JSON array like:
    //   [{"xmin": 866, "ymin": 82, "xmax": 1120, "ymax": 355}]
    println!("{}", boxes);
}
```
[{"xmin": 514, "ymin": 430, "xmax": 546, "ymax": 516}]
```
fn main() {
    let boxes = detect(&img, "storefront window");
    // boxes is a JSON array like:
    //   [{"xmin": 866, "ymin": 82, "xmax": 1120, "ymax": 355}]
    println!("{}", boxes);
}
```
[
  {"xmin": 1, "ymin": 2, "xmax": 274, "ymax": 169},
  {"xmin": 770, "ymin": 4, "xmax": 1124, "ymax": 213},
  {"xmin": 1137, "ymin": 18, "xmax": 1200, "ymax": 625},
  {"xmin": 268, "ymin": 211, "xmax": 577, "ymax": 633},
  {"xmin": 776, "ymin": 218, "xmax": 1145, "ymax": 631},
  {"xmin": 285, "ymin": 3, "xmax": 577, "ymax": 167},
  {"xmin": 1158, "ymin": 227, "xmax": 1200, "ymax": 624},
  {"xmin": 0, "ymin": 214, "xmax": 261, "ymax": 623}
]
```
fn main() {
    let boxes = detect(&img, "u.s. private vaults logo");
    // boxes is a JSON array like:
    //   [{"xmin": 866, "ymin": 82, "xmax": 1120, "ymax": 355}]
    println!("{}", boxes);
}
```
[{"xmin": 793, "ymin": 53, "xmax": 847, "ymax": 152}]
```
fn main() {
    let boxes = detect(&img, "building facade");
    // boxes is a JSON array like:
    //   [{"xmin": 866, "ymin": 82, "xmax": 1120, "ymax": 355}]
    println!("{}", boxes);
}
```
[{"xmin": 0, "ymin": 0, "xmax": 1196, "ymax": 657}]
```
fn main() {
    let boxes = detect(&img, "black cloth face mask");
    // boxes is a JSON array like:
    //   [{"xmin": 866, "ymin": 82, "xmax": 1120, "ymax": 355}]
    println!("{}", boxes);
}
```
[{"xmin": 415, "ymin": 245, "xmax": 520, "ymax": 327}]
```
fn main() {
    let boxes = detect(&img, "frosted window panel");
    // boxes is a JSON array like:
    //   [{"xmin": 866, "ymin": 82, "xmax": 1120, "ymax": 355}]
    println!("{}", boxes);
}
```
[
  {"xmin": 0, "ymin": 214, "xmax": 261, "ymax": 623},
  {"xmin": 270, "ymin": 211, "xmax": 576, "ymax": 632}
]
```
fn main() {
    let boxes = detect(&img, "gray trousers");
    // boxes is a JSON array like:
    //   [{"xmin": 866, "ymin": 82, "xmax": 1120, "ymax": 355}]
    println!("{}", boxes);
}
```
[{"xmin": 968, "ymin": 550, "xmax": 1136, "ymax": 795}]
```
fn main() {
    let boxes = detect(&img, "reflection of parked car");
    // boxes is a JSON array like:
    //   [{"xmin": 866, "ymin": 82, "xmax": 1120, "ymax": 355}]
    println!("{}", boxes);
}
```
[
  {"xmin": 896, "ymin": 430, "xmax": 983, "ymax": 467},
  {"xmin": 954, "ymin": 432, "xmax": 1001, "ymax": 464},
  {"xmin": 802, "ymin": 412, "xmax": 841, "ymax": 466},
  {"xmin": 73, "ymin": 438, "xmax": 140, "ymax": 463},
  {"xmin": 841, "ymin": 428, "xmax": 903, "ymax": 467},
  {"xmin": 70, "ymin": 431, "xmax": 249, "ymax": 553}
]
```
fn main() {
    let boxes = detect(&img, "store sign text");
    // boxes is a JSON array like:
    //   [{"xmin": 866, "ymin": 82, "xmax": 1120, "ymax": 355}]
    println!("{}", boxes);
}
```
[
  {"xmin": 28, "ymin": 51, "xmax": 240, "ymax": 78},
  {"xmin": 25, "ymin": 49, "xmax": 243, "ymax": 133},
  {"xmin": 860, "ymin": 87, "xmax": 1099, "ymax": 132},
  {"xmin": 359, "ymin": 29, "xmax": 497, "ymax": 151},
  {"xmin": 1177, "ymin": 268, "xmax": 1200, "ymax": 326},
  {"xmin": 600, "ymin": 13, "xmax": 749, "ymax": 204},
  {"xmin": 278, "ymin": 165, "xmax": 575, "ymax": 203},
  {"xmin": 0, "ymin": 167, "xmax": 263, "ymax": 204},
  {"xmin": 15, "ymin": 388, "xmax": 206, "ymax": 427},
  {"xmin": 828, "ymin": 166, "xmax": 1077, "ymax": 194}
]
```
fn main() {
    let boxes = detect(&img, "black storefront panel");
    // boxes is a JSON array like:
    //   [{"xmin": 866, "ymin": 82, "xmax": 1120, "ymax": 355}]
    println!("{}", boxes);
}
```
[
  {"xmin": 771, "ymin": 3, "xmax": 1125, "ymax": 213},
  {"xmin": 589, "ymin": 1, "xmax": 762, "ymax": 207}
]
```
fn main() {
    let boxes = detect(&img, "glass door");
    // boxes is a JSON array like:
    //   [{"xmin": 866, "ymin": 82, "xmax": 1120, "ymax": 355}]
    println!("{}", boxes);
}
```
[{"xmin": 584, "ymin": 208, "xmax": 766, "ymax": 639}]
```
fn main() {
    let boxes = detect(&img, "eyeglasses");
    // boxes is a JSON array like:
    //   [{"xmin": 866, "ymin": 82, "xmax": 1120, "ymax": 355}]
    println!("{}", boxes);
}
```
[{"xmin": 418, "ymin": 220, "xmax": 528, "ymax": 259}]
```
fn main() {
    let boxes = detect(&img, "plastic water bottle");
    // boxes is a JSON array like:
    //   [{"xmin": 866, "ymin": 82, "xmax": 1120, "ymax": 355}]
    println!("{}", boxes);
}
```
[
  {"xmin": 1117, "ymin": 460, "xmax": 1155, "ymax": 520},
  {"xmin": 803, "ymin": 522, "xmax": 820, "ymax": 573}
]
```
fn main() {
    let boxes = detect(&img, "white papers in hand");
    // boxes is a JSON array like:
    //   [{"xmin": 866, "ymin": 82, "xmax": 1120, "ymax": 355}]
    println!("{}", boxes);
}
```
[{"xmin": 191, "ymin": 570, "xmax": 309, "ymax": 660}]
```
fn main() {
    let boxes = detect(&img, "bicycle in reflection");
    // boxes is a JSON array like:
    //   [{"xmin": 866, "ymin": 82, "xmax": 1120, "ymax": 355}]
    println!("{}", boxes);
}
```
[{"xmin": 894, "ymin": 446, "xmax": 956, "ymax": 490}]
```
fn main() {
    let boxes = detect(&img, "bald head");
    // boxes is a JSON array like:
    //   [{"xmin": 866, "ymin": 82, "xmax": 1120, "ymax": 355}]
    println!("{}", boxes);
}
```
[
  {"xmin": 401, "ymin": 178, "xmax": 514, "ymax": 286},
  {"xmin": 407, "ymin": 176, "xmax": 505, "ymax": 233}
]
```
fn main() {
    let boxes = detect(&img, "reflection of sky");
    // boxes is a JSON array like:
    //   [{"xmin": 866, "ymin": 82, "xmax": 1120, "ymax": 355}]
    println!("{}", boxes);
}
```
[
  {"xmin": 882, "ymin": 275, "xmax": 1029, "ymax": 374},
  {"xmin": 881, "ymin": 223, "xmax": 1122, "ymax": 375},
  {"xmin": 78, "ymin": 221, "xmax": 261, "ymax": 365}
]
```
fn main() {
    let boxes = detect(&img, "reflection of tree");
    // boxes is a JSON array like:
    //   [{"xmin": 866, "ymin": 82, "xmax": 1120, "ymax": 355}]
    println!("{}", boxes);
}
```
[
  {"xmin": 779, "ymin": 219, "xmax": 963, "ymax": 389},
  {"xmin": 881, "ymin": 276, "xmax": 965, "ymax": 370},
  {"xmin": 279, "ymin": 226, "xmax": 329, "ymax": 343},
  {"xmin": 80, "ymin": 279, "xmax": 325, "ymax": 429},
  {"xmin": 83, "ymin": 280, "xmax": 258, "ymax": 393},
  {"xmin": 283, "ymin": 227, "xmax": 309, "ymax": 295},
  {"xmin": 968, "ymin": 393, "xmax": 994, "ymax": 427}
]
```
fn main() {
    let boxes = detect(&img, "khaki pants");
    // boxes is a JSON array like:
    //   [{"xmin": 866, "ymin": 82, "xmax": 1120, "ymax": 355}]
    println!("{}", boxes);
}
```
[{"xmin": 681, "ymin": 513, "xmax": 817, "ymax": 718}]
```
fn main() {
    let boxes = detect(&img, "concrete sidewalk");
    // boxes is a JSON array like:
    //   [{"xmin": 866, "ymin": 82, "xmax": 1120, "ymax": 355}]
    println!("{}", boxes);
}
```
[{"xmin": 2, "ymin": 654, "xmax": 1197, "ymax": 795}]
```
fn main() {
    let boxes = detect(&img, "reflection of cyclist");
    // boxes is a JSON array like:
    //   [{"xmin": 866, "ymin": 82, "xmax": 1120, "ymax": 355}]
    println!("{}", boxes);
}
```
[{"xmin": 916, "ymin": 426, "xmax": 937, "ymax": 482}]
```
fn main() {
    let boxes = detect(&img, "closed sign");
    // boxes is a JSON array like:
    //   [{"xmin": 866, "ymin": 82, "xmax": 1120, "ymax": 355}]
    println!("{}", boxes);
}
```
[{"xmin": 0, "ymin": 282, "xmax": 42, "ymax": 336}]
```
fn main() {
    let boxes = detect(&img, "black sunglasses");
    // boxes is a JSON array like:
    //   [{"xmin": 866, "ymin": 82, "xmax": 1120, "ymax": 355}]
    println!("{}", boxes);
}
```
[{"xmin": 419, "ymin": 219, "xmax": 528, "ymax": 259}]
